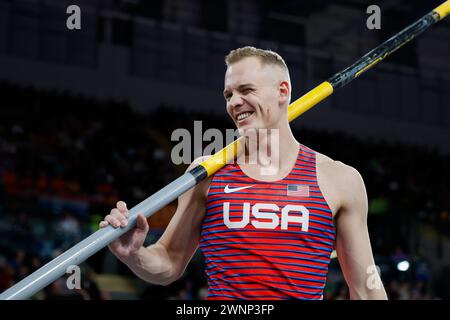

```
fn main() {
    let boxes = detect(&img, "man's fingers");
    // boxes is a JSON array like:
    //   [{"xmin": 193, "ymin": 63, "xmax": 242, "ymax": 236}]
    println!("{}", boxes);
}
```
[
  {"xmin": 136, "ymin": 214, "xmax": 149, "ymax": 232},
  {"xmin": 105, "ymin": 214, "xmax": 122, "ymax": 228},
  {"xmin": 99, "ymin": 221, "xmax": 108, "ymax": 228},
  {"xmin": 110, "ymin": 208, "xmax": 128, "ymax": 227},
  {"xmin": 110, "ymin": 208, "xmax": 121, "ymax": 216},
  {"xmin": 117, "ymin": 201, "xmax": 128, "ymax": 217}
]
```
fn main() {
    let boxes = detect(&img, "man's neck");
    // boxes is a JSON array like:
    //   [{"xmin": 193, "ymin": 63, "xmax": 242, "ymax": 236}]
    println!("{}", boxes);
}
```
[{"xmin": 238, "ymin": 123, "xmax": 299, "ymax": 178}]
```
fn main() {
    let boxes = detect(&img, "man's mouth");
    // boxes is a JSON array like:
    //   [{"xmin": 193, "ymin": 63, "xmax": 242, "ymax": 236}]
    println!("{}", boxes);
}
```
[{"xmin": 236, "ymin": 111, "xmax": 254, "ymax": 122}]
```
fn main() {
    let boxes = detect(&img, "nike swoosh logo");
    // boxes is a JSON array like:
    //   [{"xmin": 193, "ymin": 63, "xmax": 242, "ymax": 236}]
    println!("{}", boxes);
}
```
[{"xmin": 224, "ymin": 184, "xmax": 254, "ymax": 194}]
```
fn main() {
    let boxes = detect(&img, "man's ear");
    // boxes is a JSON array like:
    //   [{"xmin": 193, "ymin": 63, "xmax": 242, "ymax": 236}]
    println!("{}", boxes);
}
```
[{"xmin": 279, "ymin": 80, "xmax": 290, "ymax": 105}]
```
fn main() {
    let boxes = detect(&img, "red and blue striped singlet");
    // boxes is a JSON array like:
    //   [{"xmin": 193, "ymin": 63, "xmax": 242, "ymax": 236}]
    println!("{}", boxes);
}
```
[{"xmin": 199, "ymin": 144, "xmax": 335, "ymax": 299}]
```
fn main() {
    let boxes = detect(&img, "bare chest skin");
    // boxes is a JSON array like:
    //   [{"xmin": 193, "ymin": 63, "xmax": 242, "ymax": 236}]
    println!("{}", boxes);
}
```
[
  {"xmin": 238, "ymin": 161, "xmax": 297, "ymax": 183},
  {"xmin": 237, "ymin": 152, "xmax": 298, "ymax": 184}
]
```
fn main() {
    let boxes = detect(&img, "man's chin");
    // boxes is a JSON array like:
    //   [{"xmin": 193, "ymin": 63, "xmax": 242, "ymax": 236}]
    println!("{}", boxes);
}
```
[{"xmin": 237, "ymin": 125, "xmax": 264, "ymax": 136}]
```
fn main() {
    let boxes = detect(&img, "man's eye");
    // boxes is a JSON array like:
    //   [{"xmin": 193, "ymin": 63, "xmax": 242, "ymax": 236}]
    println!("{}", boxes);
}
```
[{"xmin": 242, "ymin": 88, "xmax": 253, "ymax": 94}]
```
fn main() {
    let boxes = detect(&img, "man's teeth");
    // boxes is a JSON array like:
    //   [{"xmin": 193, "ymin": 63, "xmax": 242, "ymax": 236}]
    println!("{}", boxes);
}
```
[{"xmin": 237, "ymin": 112, "xmax": 252, "ymax": 121}]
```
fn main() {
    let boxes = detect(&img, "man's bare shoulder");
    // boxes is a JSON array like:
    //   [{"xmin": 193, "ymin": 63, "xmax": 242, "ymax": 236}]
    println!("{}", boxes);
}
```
[
  {"xmin": 316, "ymin": 152, "xmax": 362, "ymax": 182},
  {"xmin": 315, "ymin": 151, "xmax": 366, "ymax": 215}
]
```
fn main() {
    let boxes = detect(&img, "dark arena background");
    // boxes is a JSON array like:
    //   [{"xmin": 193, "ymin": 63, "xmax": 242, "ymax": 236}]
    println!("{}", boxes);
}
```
[{"xmin": 0, "ymin": 0, "xmax": 449, "ymax": 301}]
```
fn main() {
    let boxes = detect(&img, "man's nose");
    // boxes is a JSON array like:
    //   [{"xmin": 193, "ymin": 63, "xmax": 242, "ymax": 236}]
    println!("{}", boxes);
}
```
[{"xmin": 228, "ymin": 93, "xmax": 244, "ymax": 108}]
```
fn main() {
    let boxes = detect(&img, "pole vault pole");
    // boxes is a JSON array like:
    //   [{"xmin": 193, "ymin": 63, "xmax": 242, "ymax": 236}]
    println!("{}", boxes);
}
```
[{"xmin": 1, "ymin": 1, "xmax": 449, "ymax": 300}]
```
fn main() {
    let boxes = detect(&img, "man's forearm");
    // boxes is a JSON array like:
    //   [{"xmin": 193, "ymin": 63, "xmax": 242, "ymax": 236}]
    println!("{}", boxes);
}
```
[
  {"xmin": 350, "ymin": 286, "xmax": 388, "ymax": 300},
  {"xmin": 364, "ymin": 287, "xmax": 388, "ymax": 300},
  {"xmin": 120, "ymin": 243, "xmax": 178, "ymax": 286}
]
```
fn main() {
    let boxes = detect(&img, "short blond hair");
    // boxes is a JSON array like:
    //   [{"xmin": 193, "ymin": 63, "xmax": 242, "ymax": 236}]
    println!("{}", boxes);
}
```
[{"xmin": 225, "ymin": 46, "xmax": 288, "ymax": 72}]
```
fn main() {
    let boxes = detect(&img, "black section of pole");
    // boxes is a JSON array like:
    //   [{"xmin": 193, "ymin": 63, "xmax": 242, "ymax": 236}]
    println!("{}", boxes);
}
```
[
  {"xmin": 189, "ymin": 165, "xmax": 208, "ymax": 183},
  {"xmin": 328, "ymin": 12, "xmax": 439, "ymax": 89}
]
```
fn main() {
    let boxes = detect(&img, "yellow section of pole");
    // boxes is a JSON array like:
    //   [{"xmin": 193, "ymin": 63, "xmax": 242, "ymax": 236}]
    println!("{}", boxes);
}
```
[
  {"xmin": 434, "ymin": 0, "xmax": 450, "ymax": 20},
  {"xmin": 288, "ymin": 82, "xmax": 334, "ymax": 122},
  {"xmin": 200, "ymin": 136, "xmax": 243, "ymax": 177}
]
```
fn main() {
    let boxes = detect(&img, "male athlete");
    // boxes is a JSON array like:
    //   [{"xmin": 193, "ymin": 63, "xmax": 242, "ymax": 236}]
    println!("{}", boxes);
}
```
[{"xmin": 100, "ymin": 47, "xmax": 387, "ymax": 300}]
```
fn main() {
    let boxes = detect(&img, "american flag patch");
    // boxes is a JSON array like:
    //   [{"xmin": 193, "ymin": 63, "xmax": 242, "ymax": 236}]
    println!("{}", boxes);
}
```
[{"xmin": 287, "ymin": 184, "xmax": 310, "ymax": 197}]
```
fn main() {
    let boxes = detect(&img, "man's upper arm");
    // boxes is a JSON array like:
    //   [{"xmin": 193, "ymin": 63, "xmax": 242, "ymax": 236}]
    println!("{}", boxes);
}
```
[
  {"xmin": 157, "ymin": 157, "xmax": 211, "ymax": 278},
  {"xmin": 334, "ymin": 163, "xmax": 387, "ymax": 299}
]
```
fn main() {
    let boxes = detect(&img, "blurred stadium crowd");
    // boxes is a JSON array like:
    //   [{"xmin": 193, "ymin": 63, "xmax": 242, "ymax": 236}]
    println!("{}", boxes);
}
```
[{"xmin": 0, "ymin": 82, "xmax": 449, "ymax": 300}]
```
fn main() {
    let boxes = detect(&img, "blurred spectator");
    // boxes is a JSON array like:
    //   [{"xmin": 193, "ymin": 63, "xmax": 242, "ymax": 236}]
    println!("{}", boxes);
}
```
[{"xmin": 56, "ymin": 212, "xmax": 81, "ymax": 250}]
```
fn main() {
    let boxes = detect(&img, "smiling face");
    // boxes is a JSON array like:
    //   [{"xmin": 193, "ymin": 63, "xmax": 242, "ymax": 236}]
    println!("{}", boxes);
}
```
[{"xmin": 224, "ymin": 56, "xmax": 291, "ymax": 134}]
